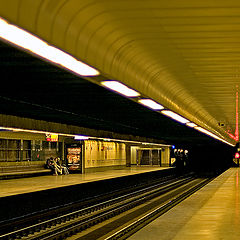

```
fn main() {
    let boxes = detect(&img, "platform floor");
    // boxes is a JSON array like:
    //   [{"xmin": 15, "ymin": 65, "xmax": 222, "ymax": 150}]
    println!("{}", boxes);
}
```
[
  {"xmin": 0, "ymin": 166, "xmax": 171, "ymax": 198},
  {"xmin": 129, "ymin": 167, "xmax": 240, "ymax": 240}
]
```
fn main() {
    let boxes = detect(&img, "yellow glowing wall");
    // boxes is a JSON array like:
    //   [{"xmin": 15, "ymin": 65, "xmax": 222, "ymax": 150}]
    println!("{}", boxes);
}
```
[
  {"xmin": 131, "ymin": 146, "xmax": 138, "ymax": 164},
  {"xmin": 84, "ymin": 140, "xmax": 126, "ymax": 168},
  {"xmin": 161, "ymin": 147, "xmax": 170, "ymax": 167}
]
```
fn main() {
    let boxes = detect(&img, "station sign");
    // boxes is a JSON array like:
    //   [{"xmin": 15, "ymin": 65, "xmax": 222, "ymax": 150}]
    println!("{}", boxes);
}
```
[{"xmin": 46, "ymin": 133, "xmax": 58, "ymax": 142}]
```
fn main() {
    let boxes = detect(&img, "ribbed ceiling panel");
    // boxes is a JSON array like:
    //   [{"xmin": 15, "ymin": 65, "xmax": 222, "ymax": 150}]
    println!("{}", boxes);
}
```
[{"xmin": 0, "ymin": 0, "xmax": 239, "ymax": 144}]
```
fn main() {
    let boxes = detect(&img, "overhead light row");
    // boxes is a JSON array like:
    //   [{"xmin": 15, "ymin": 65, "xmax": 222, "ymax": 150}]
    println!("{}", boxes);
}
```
[
  {"xmin": 74, "ymin": 135, "xmax": 171, "ymax": 147},
  {"xmin": 101, "ymin": 80, "xmax": 235, "ymax": 146},
  {"xmin": 0, "ymin": 17, "xmax": 99, "ymax": 76},
  {"xmin": 100, "ymin": 80, "xmax": 191, "ymax": 124},
  {"xmin": 0, "ymin": 124, "xmax": 234, "ymax": 146},
  {"xmin": 161, "ymin": 110, "xmax": 189, "ymax": 124},
  {"xmin": 0, "ymin": 17, "xmax": 234, "ymax": 147}
]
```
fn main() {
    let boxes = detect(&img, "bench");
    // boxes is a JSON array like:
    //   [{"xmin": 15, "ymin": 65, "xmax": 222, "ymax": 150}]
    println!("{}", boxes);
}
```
[{"xmin": 0, "ymin": 165, "xmax": 52, "ymax": 180}]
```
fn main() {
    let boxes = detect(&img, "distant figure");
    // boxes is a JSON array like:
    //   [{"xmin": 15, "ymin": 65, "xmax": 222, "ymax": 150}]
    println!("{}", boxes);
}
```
[
  {"xmin": 174, "ymin": 150, "xmax": 184, "ymax": 175},
  {"xmin": 184, "ymin": 150, "xmax": 190, "ymax": 172}
]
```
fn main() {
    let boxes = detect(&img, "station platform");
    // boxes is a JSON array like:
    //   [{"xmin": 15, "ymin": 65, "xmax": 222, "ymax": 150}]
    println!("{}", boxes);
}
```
[
  {"xmin": 0, "ymin": 166, "xmax": 174, "ymax": 222},
  {"xmin": 0, "ymin": 166, "xmax": 171, "ymax": 198},
  {"xmin": 129, "ymin": 167, "xmax": 240, "ymax": 240}
]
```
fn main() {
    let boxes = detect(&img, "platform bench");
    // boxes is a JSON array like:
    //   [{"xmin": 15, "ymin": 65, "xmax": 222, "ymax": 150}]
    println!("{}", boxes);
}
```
[{"xmin": 0, "ymin": 165, "xmax": 52, "ymax": 180}]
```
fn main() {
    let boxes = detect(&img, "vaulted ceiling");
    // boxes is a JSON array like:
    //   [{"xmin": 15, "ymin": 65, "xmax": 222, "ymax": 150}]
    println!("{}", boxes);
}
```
[{"xmin": 0, "ymin": 0, "xmax": 239, "ymax": 146}]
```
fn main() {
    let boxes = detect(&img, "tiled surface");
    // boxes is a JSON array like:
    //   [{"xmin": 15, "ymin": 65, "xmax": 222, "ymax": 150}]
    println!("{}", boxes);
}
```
[
  {"xmin": 0, "ymin": 166, "xmax": 170, "ymax": 198},
  {"xmin": 129, "ymin": 168, "xmax": 240, "ymax": 240}
]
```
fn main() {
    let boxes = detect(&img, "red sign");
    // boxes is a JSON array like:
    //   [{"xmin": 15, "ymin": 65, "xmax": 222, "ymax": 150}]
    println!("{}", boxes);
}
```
[
  {"xmin": 235, "ymin": 152, "xmax": 240, "ymax": 159},
  {"xmin": 46, "ymin": 134, "xmax": 58, "ymax": 142}
]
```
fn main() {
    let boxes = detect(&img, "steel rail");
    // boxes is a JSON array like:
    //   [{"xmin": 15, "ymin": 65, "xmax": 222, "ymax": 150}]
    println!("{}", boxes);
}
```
[
  {"xmin": 105, "ymin": 178, "xmax": 213, "ymax": 240},
  {"xmin": 0, "ymin": 176, "xmax": 195, "ymax": 240},
  {"xmin": 0, "ymin": 174, "xmax": 176, "ymax": 233}
]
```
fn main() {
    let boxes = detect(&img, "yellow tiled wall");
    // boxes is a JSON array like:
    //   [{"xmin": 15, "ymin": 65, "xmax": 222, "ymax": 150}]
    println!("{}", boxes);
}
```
[{"xmin": 85, "ymin": 140, "xmax": 126, "ymax": 168}]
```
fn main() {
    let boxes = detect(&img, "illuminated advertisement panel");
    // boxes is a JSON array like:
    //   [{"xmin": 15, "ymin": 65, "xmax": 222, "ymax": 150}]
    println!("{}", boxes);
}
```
[{"xmin": 67, "ymin": 146, "xmax": 81, "ymax": 170}]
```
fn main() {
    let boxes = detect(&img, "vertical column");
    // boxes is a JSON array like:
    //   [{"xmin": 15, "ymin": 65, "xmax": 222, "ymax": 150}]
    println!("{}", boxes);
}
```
[
  {"xmin": 125, "ymin": 143, "xmax": 131, "ymax": 167},
  {"xmin": 20, "ymin": 139, "xmax": 23, "ymax": 162},
  {"xmin": 159, "ymin": 149, "xmax": 161, "ymax": 166},
  {"xmin": 136, "ymin": 149, "xmax": 140, "ymax": 166},
  {"xmin": 82, "ymin": 141, "xmax": 85, "ymax": 173},
  {"xmin": 131, "ymin": 146, "xmax": 138, "ymax": 165},
  {"xmin": 61, "ymin": 138, "xmax": 65, "ymax": 164},
  {"xmin": 149, "ymin": 150, "xmax": 152, "ymax": 166},
  {"xmin": 31, "ymin": 140, "xmax": 35, "ymax": 161},
  {"xmin": 161, "ymin": 147, "xmax": 170, "ymax": 167}
]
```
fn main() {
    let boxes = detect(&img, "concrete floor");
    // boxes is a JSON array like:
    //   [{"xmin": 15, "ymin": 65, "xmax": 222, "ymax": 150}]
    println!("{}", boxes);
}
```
[
  {"xmin": 129, "ymin": 168, "xmax": 240, "ymax": 240},
  {"xmin": 0, "ymin": 166, "xmax": 170, "ymax": 198}
]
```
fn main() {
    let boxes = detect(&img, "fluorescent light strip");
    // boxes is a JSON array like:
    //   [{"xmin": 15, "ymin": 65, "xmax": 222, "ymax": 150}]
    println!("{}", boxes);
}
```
[
  {"xmin": 160, "ymin": 110, "xmax": 234, "ymax": 146},
  {"xmin": 138, "ymin": 99, "xmax": 164, "ymax": 110},
  {"xmin": 0, "ymin": 126, "xmax": 76, "ymax": 137},
  {"xmin": 186, "ymin": 122, "xmax": 197, "ymax": 128},
  {"xmin": 194, "ymin": 126, "xmax": 235, "ymax": 146},
  {"xmin": 74, "ymin": 135, "xmax": 89, "ymax": 140},
  {"xmin": 0, "ymin": 17, "xmax": 99, "ymax": 76},
  {"xmin": 161, "ymin": 110, "xmax": 190, "ymax": 124},
  {"xmin": 195, "ymin": 126, "xmax": 220, "ymax": 139},
  {"xmin": 96, "ymin": 137, "xmax": 171, "ymax": 146},
  {"xmin": 101, "ymin": 81, "xmax": 140, "ymax": 97},
  {"xmin": 0, "ymin": 126, "xmax": 170, "ymax": 146}
]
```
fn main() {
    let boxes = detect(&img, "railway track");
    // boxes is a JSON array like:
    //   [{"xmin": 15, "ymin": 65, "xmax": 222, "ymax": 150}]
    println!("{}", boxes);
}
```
[{"xmin": 0, "ymin": 175, "xmax": 212, "ymax": 240}]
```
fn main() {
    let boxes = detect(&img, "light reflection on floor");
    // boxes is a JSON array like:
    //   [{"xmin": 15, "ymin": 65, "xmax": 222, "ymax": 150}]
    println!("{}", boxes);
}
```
[{"xmin": 129, "ymin": 168, "xmax": 240, "ymax": 240}]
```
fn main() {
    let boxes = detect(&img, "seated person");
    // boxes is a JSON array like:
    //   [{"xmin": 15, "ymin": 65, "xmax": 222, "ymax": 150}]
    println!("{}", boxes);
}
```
[
  {"xmin": 52, "ymin": 157, "xmax": 62, "ymax": 175},
  {"xmin": 45, "ymin": 157, "xmax": 54, "ymax": 173},
  {"xmin": 45, "ymin": 157, "xmax": 62, "ymax": 175},
  {"xmin": 54, "ymin": 157, "xmax": 69, "ymax": 175}
]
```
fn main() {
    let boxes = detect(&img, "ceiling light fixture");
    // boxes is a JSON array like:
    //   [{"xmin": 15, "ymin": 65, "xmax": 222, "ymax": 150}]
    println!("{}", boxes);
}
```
[
  {"xmin": 0, "ymin": 17, "xmax": 99, "ymax": 76},
  {"xmin": 138, "ymin": 99, "xmax": 164, "ymax": 110},
  {"xmin": 186, "ymin": 122, "xmax": 197, "ymax": 128},
  {"xmin": 74, "ymin": 135, "xmax": 89, "ymax": 140},
  {"xmin": 161, "ymin": 110, "xmax": 190, "ymax": 124},
  {"xmin": 194, "ymin": 126, "xmax": 235, "ymax": 146},
  {"xmin": 195, "ymin": 126, "xmax": 219, "ymax": 139},
  {"xmin": 101, "ymin": 81, "xmax": 140, "ymax": 97}
]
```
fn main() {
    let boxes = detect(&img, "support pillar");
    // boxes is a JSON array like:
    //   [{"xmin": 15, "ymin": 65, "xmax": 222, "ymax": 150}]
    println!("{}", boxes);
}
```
[
  {"xmin": 61, "ymin": 138, "xmax": 65, "ymax": 164},
  {"xmin": 126, "ymin": 144, "xmax": 131, "ymax": 167},
  {"xmin": 81, "ymin": 141, "xmax": 85, "ymax": 173}
]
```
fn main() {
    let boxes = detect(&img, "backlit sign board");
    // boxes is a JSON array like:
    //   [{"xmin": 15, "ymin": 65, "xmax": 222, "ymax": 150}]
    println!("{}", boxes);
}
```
[{"xmin": 46, "ymin": 134, "xmax": 58, "ymax": 142}]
